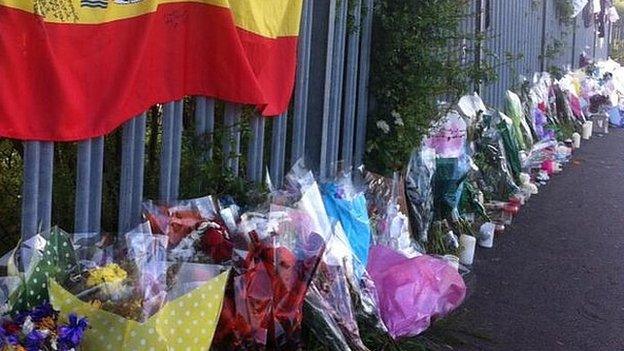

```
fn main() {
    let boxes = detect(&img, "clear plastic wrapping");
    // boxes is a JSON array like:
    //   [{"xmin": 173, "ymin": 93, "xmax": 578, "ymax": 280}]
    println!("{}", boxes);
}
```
[{"xmin": 405, "ymin": 146, "xmax": 436, "ymax": 244}]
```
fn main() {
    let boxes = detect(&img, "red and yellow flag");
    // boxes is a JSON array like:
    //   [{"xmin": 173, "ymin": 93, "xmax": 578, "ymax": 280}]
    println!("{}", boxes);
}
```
[{"xmin": 0, "ymin": 0, "xmax": 302, "ymax": 141}]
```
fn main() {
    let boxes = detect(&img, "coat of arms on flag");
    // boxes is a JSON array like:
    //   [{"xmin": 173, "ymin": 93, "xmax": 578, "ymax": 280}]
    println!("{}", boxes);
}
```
[{"xmin": 80, "ymin": 0, "xmax": 107, "ymax": 8}]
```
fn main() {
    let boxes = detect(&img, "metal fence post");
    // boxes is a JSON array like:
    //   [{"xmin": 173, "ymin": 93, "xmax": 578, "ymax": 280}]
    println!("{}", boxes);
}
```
[
  {"xmin": 21, "ymin": 142, "xmax": 40, "ymax": 238},
  {"xmin": 354, "ymin": 0, "xmax": 374, "ymax": 167},
  {"xmin": 540, "ymin": 0, "xmax": 548, "ymax": 72},
  {"xmin": 292, "ymin": 0, "xmax": 314, "ymax": 165},
  {"xmin": 223, "ymin": 103, "xmax": 242, "ymax": 176},
  {"xmin": 247, "ymin": 114, "xmax": 266, "ymax": 183},
  {"xmin": 270, "ymin": 113, "xmax": 288, "ymax": 187},
  {"xmin": 341, "ymin": 0, "xmax": 362, "ymax": 170}
]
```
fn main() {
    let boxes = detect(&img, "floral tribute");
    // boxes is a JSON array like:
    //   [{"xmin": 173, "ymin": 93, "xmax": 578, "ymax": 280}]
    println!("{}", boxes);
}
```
[{"xmin": 0, "ymin": 302, "xmax": 88, "ymax": 351}]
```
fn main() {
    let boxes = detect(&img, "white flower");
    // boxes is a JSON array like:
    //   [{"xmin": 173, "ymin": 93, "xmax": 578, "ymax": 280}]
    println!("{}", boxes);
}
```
[
  {"xmin": 391, "ymin": 110, "xmax": 401, "ymax": 119},
  {"xmin": 394, "ymin": 116, "xmax": 404, "ymax": 126},
  {"xmin": 376, "ymin": 120, "xmax": 391, "ymax": 134},
  {"xmin": 22, "ymin": 316, "xmax": 34, "ymax": 335}
]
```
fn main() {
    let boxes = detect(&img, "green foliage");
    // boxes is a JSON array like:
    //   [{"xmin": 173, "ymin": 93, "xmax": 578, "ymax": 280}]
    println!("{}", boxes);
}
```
[
  {"xmin": 554, "ymin": 0, "xmax": 575, "ymax": 25},
  {"xmin": 0, "ymin": 140, "xmax": 22, "ymax": 250},
  {"xmin": 0, "ymin": 100, "xmax": 265, "ymax": 250},
  {"xmin": 366, "ymin": 0, "xmax": 495, "ymax": 175}
]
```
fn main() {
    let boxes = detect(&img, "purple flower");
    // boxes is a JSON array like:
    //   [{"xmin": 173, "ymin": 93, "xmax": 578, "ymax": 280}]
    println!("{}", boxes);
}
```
[
  {"xmin": 24, "ymin": 329, "xmax": 47, "ymax": 351},
  {"xmin": 58, "ymin": 314, "xmax": 88, "ymax": 350},
  {"xmin": 29, "ymin": 302, "xmax": 57, "ymax": 322},
  {"xmin": 14, "ymin": 302, "xmax": 57, "ymax": 325},
  {"xmin": 0, "ymin": 326, "xmax": 18, "ymax": 348}
]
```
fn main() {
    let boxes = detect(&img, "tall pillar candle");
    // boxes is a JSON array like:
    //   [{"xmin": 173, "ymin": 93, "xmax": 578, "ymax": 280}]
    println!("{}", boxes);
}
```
[
  {"xmin": 459, "ymin": 234, "xmax": 476, "ymax": 265},
  {"xmin": 582, "ymin": 122, "xmax": 592, "ymax": 140},
  {"xmin": 572, "ymin": 133, "xmax": 581, "ymax": 149}
]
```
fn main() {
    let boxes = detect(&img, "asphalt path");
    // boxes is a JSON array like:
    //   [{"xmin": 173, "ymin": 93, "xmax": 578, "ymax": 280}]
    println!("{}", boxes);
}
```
[{"xmin": 451, "ymin": 129, "xmax": 624, "ymax": 351}]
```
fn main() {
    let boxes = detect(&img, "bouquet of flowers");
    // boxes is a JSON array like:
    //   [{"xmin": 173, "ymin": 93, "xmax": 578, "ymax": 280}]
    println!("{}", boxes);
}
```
[
  {"xmin": 143, "ymin": 196, "xmax": 233, "ymax": 264},
  {"xmin": 405, "ymin": 145, "xmax": 436, "ymax": 245},
  {"xmin": 473, "ymin": 111, "xmax": 522, "ymax": 201},
  {"xmin": 363, "ymin": 170, "xmax": 421, "ymax": 257},
  {"xmin": 46, "ymin": 224, "xmax": 229, "ymax": 350},
  {"xmin": 212, "ymin": 206, "xmax": 326, "ymax": 350},
  {"xmin": 0, "ymin": 302, "xmax": 88, "ymax": 351}
]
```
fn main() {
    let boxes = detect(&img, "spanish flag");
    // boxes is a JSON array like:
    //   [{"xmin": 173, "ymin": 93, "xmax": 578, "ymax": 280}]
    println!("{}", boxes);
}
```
[{"xmin": 0, "ymin": 0, "xmax": 302, "ymax": 141}]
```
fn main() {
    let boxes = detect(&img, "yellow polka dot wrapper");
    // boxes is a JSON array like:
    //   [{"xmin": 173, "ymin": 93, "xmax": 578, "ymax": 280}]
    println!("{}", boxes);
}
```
[{"xmin": 49, "ymin": 270, "xmax": 230, "ymax": 351}]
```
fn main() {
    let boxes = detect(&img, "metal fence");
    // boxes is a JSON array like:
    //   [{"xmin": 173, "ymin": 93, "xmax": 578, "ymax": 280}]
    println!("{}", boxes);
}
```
[
  {"xmin": 14, "ymin": 0, "xmax": 375, "ymax": 240},
  {"xmin": 478, "ymin": 0, "xmax": 611, "ymax": 108},
  {"xmin": 8, "ymin": 0, "xmax": 613, "ymax": 242}
]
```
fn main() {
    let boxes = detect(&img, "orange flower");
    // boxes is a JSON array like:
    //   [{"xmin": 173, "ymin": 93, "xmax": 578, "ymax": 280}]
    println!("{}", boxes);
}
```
[{"xmin": 36, "ymin": 316, "xmax": 57, "ymax": 334}]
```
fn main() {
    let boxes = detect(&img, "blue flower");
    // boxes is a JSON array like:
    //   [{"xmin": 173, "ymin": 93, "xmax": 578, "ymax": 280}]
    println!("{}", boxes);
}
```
[
  {"xmin": 58, "ymin": 314, "xmax": 88, "ymax": 350},
  {"xmin": 24, "ymin": 329, "xmax": 47, "ymax": 351},
  {"xmin": 28, "ymin": 302, "xmax": 56, "ymax": 322}
]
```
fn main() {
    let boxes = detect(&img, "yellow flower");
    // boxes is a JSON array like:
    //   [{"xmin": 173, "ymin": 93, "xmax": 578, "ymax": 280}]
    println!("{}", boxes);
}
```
[{"xmin": 86, "ymin": 264, "xmax": 128, "ymax": 288}]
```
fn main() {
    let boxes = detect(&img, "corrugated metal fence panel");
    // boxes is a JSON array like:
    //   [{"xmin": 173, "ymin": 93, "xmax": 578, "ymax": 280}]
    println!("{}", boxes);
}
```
[{"xmin": 481, "ymin": 0, "xmax": 610, "ymax": 108}]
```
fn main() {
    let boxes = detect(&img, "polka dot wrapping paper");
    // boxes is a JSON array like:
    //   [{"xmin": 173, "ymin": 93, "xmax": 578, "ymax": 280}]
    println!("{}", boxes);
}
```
[
  {"xmin": 11, "ymin": 227, "xmax": 77, "ymax": 313},
  {"xmin": 49, "ymin": 270, "xmax": 230, "ymax": 351}
]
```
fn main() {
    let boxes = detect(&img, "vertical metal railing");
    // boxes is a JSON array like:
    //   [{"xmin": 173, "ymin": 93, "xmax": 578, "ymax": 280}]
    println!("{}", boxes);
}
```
[
  {"xmin": 291, "ymin": 0, "xmax": 314, "ymax": 165},
  {"xmin": 354, "ymin": 0, "xmax": 374, "ymax": 168},
  {"xmin": 341, "ymin": 0, "xmax": 362, "ymax": 170},
  {"xmin": 118, "ymin": 114, "xmax": 146, "ymax": 233},
  {"xmin": 74, "ymin": 137, "xmax": 104, "ymax": 233},
  {"xmin": 320, "ymin": 0, "xmax": 347, "ymax": 179},
  {"xmin": 29, "ymin": 0, "xmax": 624, "ymax": 241}
]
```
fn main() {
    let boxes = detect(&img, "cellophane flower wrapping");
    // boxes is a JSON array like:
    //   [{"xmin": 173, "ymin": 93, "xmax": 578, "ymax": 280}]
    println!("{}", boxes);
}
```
[
  {"xmin": 523, "ymin": 139, "xmax": 559, "ymax": 170},
  {"xmin": 48, "ymin": 223, "xmax": 229, "ymax": 350},
  {"xmin": 0, "ymin": 302, "xmax": 89, "ymax": 351},
  {"xmin": 473, "ymin": 112, "xmax": 522, "ymax": 201},
  {"xmin": 143, "ymin": 196, "xmax": 234, "ymax": 264},
  {"xmin": 0, "ymin": 228, "xmax": 91, "ymax": 350},
  {"xmin": 321, "ymin": 172, "xmax": 371, "ymax": 274},
  {"xmin": 365, "ymin": 171, "xmax": 421, "ymax": 257},
  {"xmin": 405, "ymin": 145, "xmax": 437, "ymax": 244},
  {"xmin": 426, "ymin": 111, "xmax": 467, "ymax": 159},
  {"xmin": 211, "ymin": 165, "xmax": 327, "ymax": 350},
  {"xmin": 497, "ymin": 112, "xmax": 523, "ymax": 179},
  {"xmin": 433, "ymin": 154, "xmax": 472, "ymax": 222},
  {"xmin": 505, "ymin": 90, "xmax": 534, "ymax": 150},
  {"xmin": 366, "ymin": 245, "xmax": 466, "ymax": 339},
  {"xmin": 279, "ymin": 161, "xmax": 371, "ymax": 350},
  {"xmin": 303, "ymin": 228, "xmax": 369, "ymax": 351}
]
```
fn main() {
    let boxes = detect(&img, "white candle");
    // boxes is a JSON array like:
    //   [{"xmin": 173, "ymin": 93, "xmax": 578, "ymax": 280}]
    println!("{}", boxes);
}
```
[
  {"xmin": 572, "ymin": 133, "xmax": 581, "ymax": 148},
  {"xmin": 459, "ymin": 234, "xmax": 477, "ymax": 265},
  {"xmin": 478, "ymin": 222, "xmax": 496, "ymax": 248},
  {"xmin": 582, "ymin": 122, "xmax": 592, "ymax": 140}
]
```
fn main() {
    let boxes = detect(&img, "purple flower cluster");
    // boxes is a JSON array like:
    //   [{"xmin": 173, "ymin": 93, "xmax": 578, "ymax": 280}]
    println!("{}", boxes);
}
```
[{"xmin": 1, "ymin": 303, "xmax": 88, "ymax": 351}]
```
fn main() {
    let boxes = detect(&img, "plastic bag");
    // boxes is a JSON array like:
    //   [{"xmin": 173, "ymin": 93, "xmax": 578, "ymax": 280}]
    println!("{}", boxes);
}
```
[
  {"xmin": 366, "ymin": 245, "xmax": 466, "ymax": 338},
  {"xmin": 405, "ymin": 145, "xmax": 437, "ymax": 244}
]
